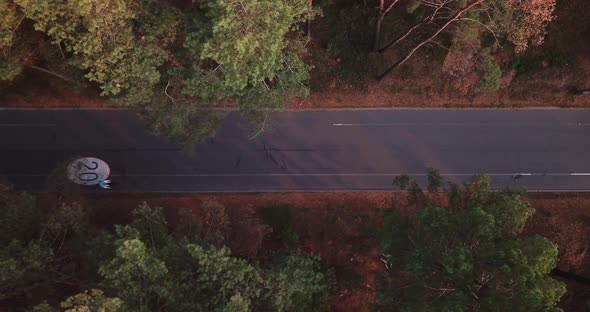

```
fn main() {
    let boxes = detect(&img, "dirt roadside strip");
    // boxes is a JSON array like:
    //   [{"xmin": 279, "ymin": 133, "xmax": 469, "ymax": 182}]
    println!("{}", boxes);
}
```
[{"xmin": 2, "ymin": 106, "xmax": 590, "ymax": 111}]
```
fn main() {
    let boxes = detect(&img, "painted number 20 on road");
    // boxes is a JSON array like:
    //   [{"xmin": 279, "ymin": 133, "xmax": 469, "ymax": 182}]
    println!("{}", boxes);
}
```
[{"xmin": 67, "ymin": 157, "xmax": 110, "ymax": 186}]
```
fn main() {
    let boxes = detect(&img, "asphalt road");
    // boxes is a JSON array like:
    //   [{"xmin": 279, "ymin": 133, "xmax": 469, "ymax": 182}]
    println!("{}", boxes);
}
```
[{"xmin": 1, "ymin": 108, "xmax": 589, "ymax": 192}]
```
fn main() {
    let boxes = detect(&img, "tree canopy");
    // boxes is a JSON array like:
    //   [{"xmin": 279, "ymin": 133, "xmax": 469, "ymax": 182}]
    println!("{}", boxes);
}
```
[
  {"xmin": 0, "ymin": 185, "xmax": 333, "ymax": 311},
  {"xmin": 0, "ymin": 0, "xmax": 314, "ymax": 144},
  {"xmin": 374, "ymin": 0, "xmax": 557, "ymax": 78},
  {"xmin": 3, "ymin": 0, "xmax": 311, "ymax": 126},
  {"xmin": 91, "ymin": 203, "xmax": 332, "ymax": 311},
  {"xmin": 380, "ymin": 174, "xmax": 566, "ymax": 311},
  {"xmin": 14, "ymin": 0, "xmax": 176, "ymax": 103}
]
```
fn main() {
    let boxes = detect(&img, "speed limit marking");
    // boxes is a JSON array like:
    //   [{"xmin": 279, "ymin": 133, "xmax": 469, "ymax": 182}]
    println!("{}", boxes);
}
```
[{"xmin": 67, "ymin": 157, "xmax": 110, "ymax": 186}]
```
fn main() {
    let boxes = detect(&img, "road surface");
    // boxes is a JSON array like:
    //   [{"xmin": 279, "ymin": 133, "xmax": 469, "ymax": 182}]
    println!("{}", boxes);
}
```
[{"xmin": 1, "ymin": 108, "xmax": 589, "ymax": 192}]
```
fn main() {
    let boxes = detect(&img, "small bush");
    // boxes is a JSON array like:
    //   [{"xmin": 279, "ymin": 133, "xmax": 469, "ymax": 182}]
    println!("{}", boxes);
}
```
[
  {"xmin": 386, "ymin": 84, "xmax": 402, "ymax": 94},
  {"xmin": 408, "ymin": 85, "xmax": 423, "ymax": 95},
  {"xmin": 508, "ymin": 87, "xmax": 530, "ymax": 101},
  {"xmin": 510, "ymin": 55, "xmax": 537, "ymax": 73},
  {"xmin": 509, "ymin": 47, "xmax": 568, "ymax": 75},
  {"xmin": 401, "ymin": 65, "xmax": 415, "ymax": 80},
  {"xmin": 427, "ymin": 167, "xmax": 442, "ymax": 191},
  {"xmin": 480, "ymin": 52, "xmax": 501, "ymax": 91},
  {"xmin": 544, "ymin": 47, "xmax": 569, "ymax": 67},
  {"xmin": 0, "ymin": 59, "xmax": 23, "ymax": 81},
  {"xmin": 258, "ymin": 205, "xmax": 298, "ymax": 245}
]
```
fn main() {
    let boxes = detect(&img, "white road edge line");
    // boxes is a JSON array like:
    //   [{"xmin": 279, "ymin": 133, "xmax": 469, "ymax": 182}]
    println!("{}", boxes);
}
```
[
  {"xmin": 104, "ymin": 189, "xmax": 590, "ymax": 193},
  {"xmin": 5, "ymin": 172, "xmax": 590, "ymax": 177},
  {"xmin": 332, "ymin": 123, "xmax": 467, "ymax": 126},
  {"xmin": 333, "ymin": 123, "xmax": 590, "ymax": 127},
  {"xmin": 7, "ymin": 173, "xmax": 590, "ymax": 177}
]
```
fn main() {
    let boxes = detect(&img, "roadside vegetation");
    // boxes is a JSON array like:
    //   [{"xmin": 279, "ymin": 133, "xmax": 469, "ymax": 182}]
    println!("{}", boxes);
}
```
[
  {"xmin": 4, "ymin": 170, "xmax": 589, "ymax": 311},
  {"xmin": 0, "ymin": 184, "xmax": 333, "ymax": 311}
]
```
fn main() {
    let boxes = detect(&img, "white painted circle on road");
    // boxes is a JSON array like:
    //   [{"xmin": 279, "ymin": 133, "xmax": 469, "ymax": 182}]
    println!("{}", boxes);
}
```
[{"xmin": 67, "ymin": 157, "xmax": 110, "ymax": 185}]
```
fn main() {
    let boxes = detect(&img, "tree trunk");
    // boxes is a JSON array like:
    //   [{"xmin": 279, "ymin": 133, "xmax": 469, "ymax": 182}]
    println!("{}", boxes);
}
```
[
  {"xmin": 374, "ymin": 0, "xmax": 400, "ymax": 51},
  {"xmin": 376, "ymin": 0, "xmax": 483, "ymax": 80},
  {"xmin": 374, "ymin": 15, "xmax": 384, "ymax": 51},
  {"xmin": 552, "ymin": 268, "xmax": 590, "ymax": 286},
  {"xmin": 377, "ymin": 17, "xmax": 430, "ymax": 53},
  {"xmin": 29, "ymin": 65, "xmax": 76, "ymax": 83},
  {"xmin": 307, "ymin": 0, "xmax": 313, "ymax": 37}
]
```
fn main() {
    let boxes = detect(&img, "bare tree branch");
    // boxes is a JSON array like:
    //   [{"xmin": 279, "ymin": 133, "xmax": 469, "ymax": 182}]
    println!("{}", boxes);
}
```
[
  {"xmin": 424, "ymin": 284, "xmax": 456, "ymax": 292},
  {"xmin": 11, "ymin": 15, "xmax": 25, "ymax": 36},
  {"xmin": 377, "ymin": 0, "xmax": 446, "ymax": 53},
  {"xmin": 377, "ymin": 0, "xmax": 484, "ymax": 80},
  {"xmin": 374, "ymin": 0, "xmax": 402, "ymax": 51},
  {"xmin": 307, "ymin": 0, "xmax": 313, "ymax": 36},
  {"xmin": 249, "ymin": 112, "xmax": 268, "ymax": 140},
  {"xmin": 457, "ymin": 17, "xmax": 502, "ymax": 48},
  {"xmin": 28, "ymin": 65, "xmax": 76, "ymax": 83},
  {"xmin": 57, "ymin": 42, "xmax": 65, "ymax": 59},
  {"xmin": 164, "ymin": 80, "xmax": 176, "ymax": 104},
  {"xmin": 427, "ymin": 39, "xmax": 450, "ymax": 51}
]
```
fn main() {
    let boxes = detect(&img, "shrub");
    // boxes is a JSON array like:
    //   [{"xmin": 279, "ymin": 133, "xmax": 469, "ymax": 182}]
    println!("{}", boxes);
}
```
[{"xmin": 480, "ymin": 51, "xmax": 501, "ymax": 91}]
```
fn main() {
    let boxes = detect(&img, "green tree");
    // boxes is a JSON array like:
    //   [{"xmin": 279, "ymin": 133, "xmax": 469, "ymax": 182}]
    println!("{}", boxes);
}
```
[
  {"xmin": 40, "ymin": 202, "xmax": 89, "ymax": 248},
  {"xmin": 99, "ymin": 238, "xmax": 170, "ymax": 311},
  {"xmin": 184, "ymin": 0, "xmax": 311, "ymax": 111},
  {"xmin": 94, "ymin": 203, "xmax": 332, "ymax": 311},
  {"xmin": 4, "ymin": 0, "xmax": 315, "ymax": 145},
  {"xmin": 376, "ymin": 0, "xmax": 557, "ymax": 79},
  {"xmin": 0, "ymin": 185, "xmax": 97, "ymax": 306},
  {"xmin": 0, "ymin": 186, "xmax": 53, "ymax": 301},
  {"xmin": 0, "ymin": 186, "xmax": 332, "ymax": 311},
  {"xmin": 0, "ymin": 186, "xmax": 40, "ymax": 242},
  {"xmin": 379, "ymin": 174, "xmax": 566, "ymax": 311},
  {"xmin": 269, "ymin": 253, "xmax": 333, "ymax": 312},
  {"xmin": 183, "ymin": 244, "xmax": 265, "ymax": 310},
  {"xmin": 138, "ymin": 102, "xmax": 219, "ymax": 149},
  {"xmin": 0, "ymin": 0, "xmax": 26, "ymax": 81},
  {"xmin": 480, "ymin": 49, "xmax": 502, "ymax": 91},
  {"xmin": 29, "ymin": 289, "xmax": 122, "ymax": 312},
  {"xmin": 0, "ymin": 240, "xmax": 53, "ymax": 297},
  {"xmin": 14, "ymin": 0, "xmax": 179, "ymax": 104},
  {"xmin": 392, "ymin": 174, "xmax": 411, "ymax": 190},
  {"xmin": 426, "ymin": 167, "xmax": 442, "ymax": 192},
  {"xmin": 0, "ymin": 0, "xmax": 20, "ymax": 52},
  {"xmin": 60, "ymin": 289, "xmax": 123, "ymax": 312}
]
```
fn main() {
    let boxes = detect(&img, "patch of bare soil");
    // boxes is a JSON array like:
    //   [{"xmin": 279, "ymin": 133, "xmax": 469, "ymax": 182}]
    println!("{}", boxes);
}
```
[{"xmin": 287, "ymin": 50, "xmax": 590, "ymax": 110}]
